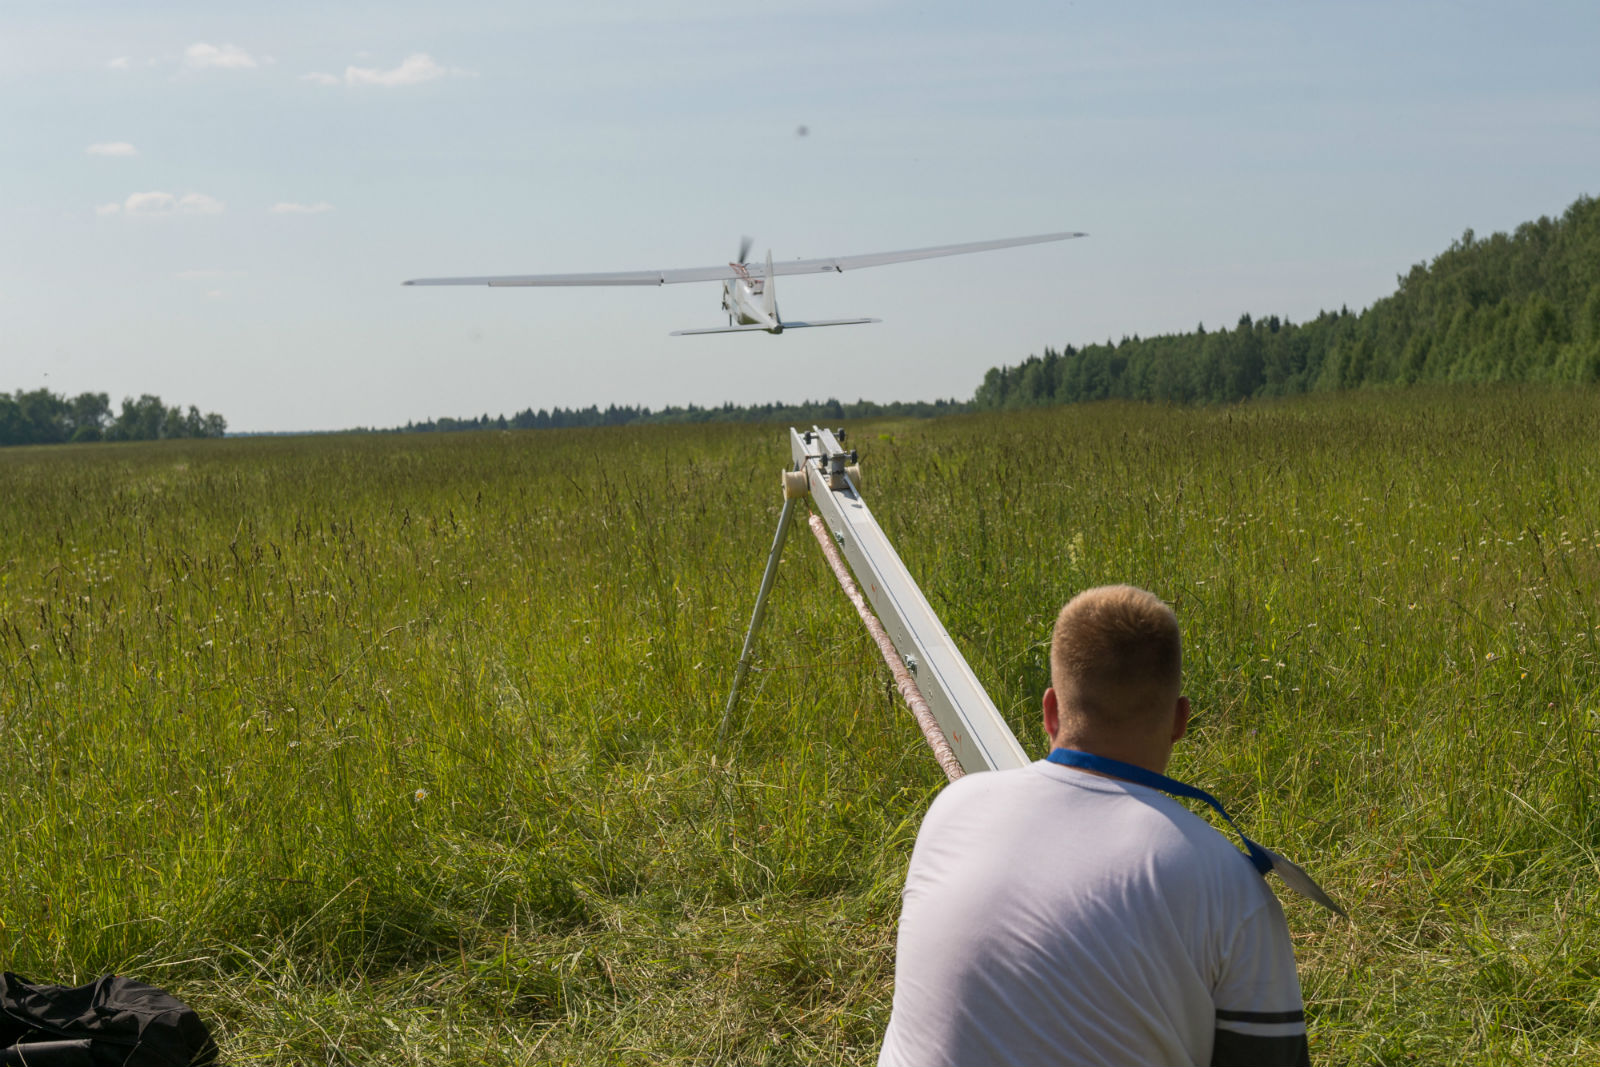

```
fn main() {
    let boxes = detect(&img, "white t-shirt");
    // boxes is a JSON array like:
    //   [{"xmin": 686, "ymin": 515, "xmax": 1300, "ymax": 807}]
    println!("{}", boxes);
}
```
[{"xmin": 879, "ymin": 759, "xmax": 1307, "ymax": 1067}]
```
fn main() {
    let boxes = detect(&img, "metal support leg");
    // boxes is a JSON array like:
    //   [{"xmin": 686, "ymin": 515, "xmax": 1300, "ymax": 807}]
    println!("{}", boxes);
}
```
[{"xmin": 718, "ymin": 492, "xmax": 799, "ymax": 746}]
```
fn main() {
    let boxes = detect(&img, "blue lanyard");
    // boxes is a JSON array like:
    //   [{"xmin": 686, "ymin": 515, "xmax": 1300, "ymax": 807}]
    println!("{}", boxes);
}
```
[{"xmin": 1045, "ymin": 748, "xmax": 1274, "ymax": 876}]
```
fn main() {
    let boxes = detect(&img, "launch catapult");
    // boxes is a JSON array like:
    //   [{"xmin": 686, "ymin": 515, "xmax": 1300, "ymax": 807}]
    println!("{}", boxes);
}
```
[{"xmin": 720, "ymin": 425, "xmax": 1027, "ymax": 778}]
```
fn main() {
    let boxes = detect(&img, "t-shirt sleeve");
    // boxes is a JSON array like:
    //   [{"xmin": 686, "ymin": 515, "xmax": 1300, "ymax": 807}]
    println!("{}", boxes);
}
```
[{"xmin": 1210, "ymin": 889, "xmax": 1309, "ymax": 1067}]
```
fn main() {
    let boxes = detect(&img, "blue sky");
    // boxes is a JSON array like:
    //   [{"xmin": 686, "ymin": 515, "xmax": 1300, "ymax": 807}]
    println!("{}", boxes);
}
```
[{"xmin": 5, "ymin": 1, "xmax": 1598, "ymax": 432}]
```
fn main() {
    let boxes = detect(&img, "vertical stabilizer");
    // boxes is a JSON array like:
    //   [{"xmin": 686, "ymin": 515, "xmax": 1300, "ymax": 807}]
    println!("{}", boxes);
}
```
[{"xmin": 763, "ymin": 250, "xmax": 778, "ymax": 321}]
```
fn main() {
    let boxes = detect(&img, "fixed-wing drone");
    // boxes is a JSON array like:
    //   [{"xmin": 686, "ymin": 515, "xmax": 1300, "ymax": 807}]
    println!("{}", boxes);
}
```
[{"xmin": 403, "ymin": 231, "xmax": 1085, "ymax": 336}]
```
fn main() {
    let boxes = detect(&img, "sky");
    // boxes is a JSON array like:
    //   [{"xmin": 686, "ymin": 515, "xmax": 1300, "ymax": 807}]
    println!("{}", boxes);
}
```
[{"xmin": 4, "ymin": 1, "xmax": 1599, "ymax": 433}]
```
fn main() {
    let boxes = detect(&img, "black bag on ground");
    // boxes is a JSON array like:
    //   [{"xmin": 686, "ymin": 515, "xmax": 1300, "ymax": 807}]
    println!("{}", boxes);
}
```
[{"xmin": 0, "ymin": 973, "xmax": 218, "ymax": 1066}]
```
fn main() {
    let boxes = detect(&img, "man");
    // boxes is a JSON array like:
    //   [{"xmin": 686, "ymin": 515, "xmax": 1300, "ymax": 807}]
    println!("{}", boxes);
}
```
[{"xmin": 879, "ymin": 585, "xmax": 1308, "ymax": 1067}]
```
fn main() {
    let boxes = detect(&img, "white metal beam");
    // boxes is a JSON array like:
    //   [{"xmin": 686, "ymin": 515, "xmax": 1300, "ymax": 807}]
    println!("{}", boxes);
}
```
[{"xmin": 790, "ymin": 428, "xmax": 1030, "ymax": 773}]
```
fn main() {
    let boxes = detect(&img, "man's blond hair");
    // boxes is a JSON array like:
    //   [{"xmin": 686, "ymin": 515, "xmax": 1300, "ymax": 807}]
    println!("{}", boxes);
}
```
[{"xmin": 1050, "ymin": 585, "xmax": 1182, "ymax": 729}]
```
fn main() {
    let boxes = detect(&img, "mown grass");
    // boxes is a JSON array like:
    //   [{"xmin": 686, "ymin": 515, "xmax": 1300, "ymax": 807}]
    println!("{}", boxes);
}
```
[{"xmin": 2, "ymin": 385, "xmax": 1598, "ymax": 1064}]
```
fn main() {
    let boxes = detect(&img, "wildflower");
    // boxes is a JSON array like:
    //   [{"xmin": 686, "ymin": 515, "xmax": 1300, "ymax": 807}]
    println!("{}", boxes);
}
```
[{"xmin": 414, "ymin": 788, "xmax": 429, "ymax": 802}]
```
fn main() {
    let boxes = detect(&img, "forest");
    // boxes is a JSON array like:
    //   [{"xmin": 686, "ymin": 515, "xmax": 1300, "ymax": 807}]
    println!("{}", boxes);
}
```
[
  {"xmin": 0, "ymin": 390, "xmax": 227, "ymax": 446},
  {"xmin": 974, "ymin": 193, "xmax": 1600, "ymax": 409}
]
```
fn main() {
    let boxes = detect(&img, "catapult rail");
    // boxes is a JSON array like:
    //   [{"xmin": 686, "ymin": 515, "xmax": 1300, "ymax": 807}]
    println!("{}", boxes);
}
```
[{"xmin": 721, "ymin": 426, "xmax": 1029, "ymax": 775}]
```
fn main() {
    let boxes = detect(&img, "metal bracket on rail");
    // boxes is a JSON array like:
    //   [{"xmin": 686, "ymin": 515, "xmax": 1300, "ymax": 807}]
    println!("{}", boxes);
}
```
[{"xmin": 719, "ymin": 426, "xmax": 1029, "ymax": 775}]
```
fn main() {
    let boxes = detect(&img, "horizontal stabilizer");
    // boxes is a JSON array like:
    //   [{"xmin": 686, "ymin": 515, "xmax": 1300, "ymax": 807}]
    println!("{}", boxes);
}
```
[
  {"xmin": 774, "ymin": 318, "xmax": 881, "ymax": 330},
  {"xmin": 668, "ymin": 318, "xmax": 881, "ymax": 336},
  {"xmin": 669, "ymin": 324, "xmax": 776, "ymax": 336}
]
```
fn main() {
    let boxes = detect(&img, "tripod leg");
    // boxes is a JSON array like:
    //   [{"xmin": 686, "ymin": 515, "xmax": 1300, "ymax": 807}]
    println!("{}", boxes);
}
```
[{"xmin": 718, "ymin": 492, "xmax": 799, "ymax": 745}]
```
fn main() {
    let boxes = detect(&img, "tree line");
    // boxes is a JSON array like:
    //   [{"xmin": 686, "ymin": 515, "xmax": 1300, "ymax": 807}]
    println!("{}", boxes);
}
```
[
  {"xmin": 975, "ymin": 193, "xmax": 1600, "ymax": 409},
  {"xmin": 0, "ymin": 390, "xmax": 227, "ymax": 447},
  {"xmin": 382, "ymin": 397, "xmax": 969, "ymax": 434}
]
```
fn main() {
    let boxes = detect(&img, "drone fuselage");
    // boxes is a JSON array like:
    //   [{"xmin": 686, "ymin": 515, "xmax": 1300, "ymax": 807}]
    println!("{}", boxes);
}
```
[{"xmin": 723, "ymin": 257, "xmax": 782, "ymax": 332}]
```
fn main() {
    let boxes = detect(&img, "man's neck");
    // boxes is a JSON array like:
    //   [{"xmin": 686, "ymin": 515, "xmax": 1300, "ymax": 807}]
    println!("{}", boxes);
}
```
[{"xmin": 1050, "ymin": 735, "xmax": 1173, "ymax": 777}]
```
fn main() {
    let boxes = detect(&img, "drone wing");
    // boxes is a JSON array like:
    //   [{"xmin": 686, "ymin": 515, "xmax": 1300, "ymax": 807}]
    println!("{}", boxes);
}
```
[
  {"xmin": 404, "ymin": 265, "xmax": 733, "ymax": 287},
  {"xmin": 402, "ymin": 231, "xmax": 1085, "ymax": 287},
  {"xmin": 767, "ymin": 231, "xmax": 1086, "ymax": 277}
]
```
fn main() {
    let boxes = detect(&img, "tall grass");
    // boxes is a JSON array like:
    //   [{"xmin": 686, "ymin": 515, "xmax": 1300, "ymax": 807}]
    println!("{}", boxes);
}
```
[{"xmin": 2, "ymin": 385, "xmax": 1597, "ymax": 1064}]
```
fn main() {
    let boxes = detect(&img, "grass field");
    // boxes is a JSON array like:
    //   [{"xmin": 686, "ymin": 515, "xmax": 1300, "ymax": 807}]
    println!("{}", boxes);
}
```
[{"xmin": 3, "ymin": 385, "xmax": 1599, "ymax": 1064}]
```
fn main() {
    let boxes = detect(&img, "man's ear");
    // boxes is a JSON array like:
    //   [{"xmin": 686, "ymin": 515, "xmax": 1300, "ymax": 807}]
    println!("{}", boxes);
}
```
[
  {"xmin": 1043, "ymin": 686, "xmax": 1061, "ymax": 745},
  {"xmin": 1171, "ymin": 695, "xmax": 1191, "ymax": 743}
]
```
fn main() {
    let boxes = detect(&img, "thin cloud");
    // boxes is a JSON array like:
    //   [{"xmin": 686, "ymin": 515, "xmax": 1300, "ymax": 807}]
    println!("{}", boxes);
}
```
[
  {"xmin": 270, "ymin": 201, "xmax": 335, "ymax": 214},
  {"xmin": 184, "ymin": 42, "xmax": 259, "ymax": 70},
  {"xmin": 107, "ymin": 57, "xmax": 132, "ymax": 71},
  {"xmin": 175, "ymin": 269, "xmax": 242, "ymax": 281},
  {"xmin": 86, "ymin": 141, "xmax": 138, "ymax": 157},
  {"xmin": 100, "ymin": 191, "xmax": 226, "ymax": 217},
  {"xmin": 305, "ymin": 53, "xmax": 467, "ymax": 88},
  {"xmin": 347, "ymin": 53, "xmax": 446, "ymax": 86}
]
